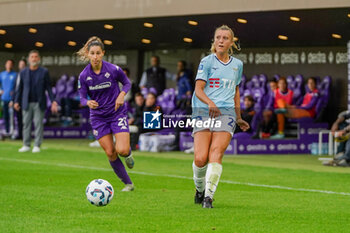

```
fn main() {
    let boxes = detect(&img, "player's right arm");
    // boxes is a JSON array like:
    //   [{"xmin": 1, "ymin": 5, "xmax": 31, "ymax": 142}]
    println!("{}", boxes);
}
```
[
  {"xmin": 194, "ymin": 58, "xmax": 221, "ymax": 118},
  {"xmin": 78, "ymin": 75, "xmax": 98, "ymax": 109}
]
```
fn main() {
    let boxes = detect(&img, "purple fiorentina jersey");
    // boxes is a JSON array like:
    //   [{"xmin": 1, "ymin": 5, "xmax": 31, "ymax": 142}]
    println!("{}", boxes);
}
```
[{"xmin": 78, "ymin": 61, "xmax": 131, "ymax": 121}]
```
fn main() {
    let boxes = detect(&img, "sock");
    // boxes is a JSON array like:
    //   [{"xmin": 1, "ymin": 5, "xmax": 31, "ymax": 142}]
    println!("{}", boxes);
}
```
[
  {"xmin": 192, "ymin": 162, "xmax": 207, "ymax": 192},
  {"xmin": 109, "ymin": 157, "xmax": 132, "ymax": 184},
  {"xmin": 205, "ymin": 163, "xmax": 223, "ymax": 199}
]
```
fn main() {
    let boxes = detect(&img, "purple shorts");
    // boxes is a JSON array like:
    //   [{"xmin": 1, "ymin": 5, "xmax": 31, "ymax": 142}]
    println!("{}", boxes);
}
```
[{"xmin": 91, "ymin": 115, "xmax": 129, "ymax": 140}]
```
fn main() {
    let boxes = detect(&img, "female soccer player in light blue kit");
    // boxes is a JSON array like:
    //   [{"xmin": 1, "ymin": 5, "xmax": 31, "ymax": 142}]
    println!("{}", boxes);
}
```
[{"xmin": 192, "ymin": 25, "xmax": 250, "ymax": 208}]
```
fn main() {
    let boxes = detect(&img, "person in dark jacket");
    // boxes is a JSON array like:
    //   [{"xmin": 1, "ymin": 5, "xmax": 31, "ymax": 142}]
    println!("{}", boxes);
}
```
[{"xmin": 14, "ymin": 50, "xmax": 58, "ymax": 153}]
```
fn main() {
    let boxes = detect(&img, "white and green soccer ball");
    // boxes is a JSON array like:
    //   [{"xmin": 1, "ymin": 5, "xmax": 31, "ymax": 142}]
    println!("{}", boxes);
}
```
[{"xmin": 86, "ymin": 179, "xmax": 114, "ymax": 206}]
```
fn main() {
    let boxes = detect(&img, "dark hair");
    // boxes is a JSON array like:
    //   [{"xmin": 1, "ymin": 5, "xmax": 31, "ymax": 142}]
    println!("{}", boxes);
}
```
[
  {"xmin": 19, "ymin": 58, "xmax": 27, "ymax": 65},
  {"xmin": 178, "ymin": 60, "xmax": 187, "ymax": 68},
  {"xmin": 151, "ymin": 55, "xmax": 160, "ymax": 62},
  {"xmin": 269, "ymin": 79, "xmax": 277, "ymax": 83},
  {"xmin": 307, "ymin": 77, "xmax": 317, "ymax": 84},
  {"xmin": 135, "ymin": 92, "xmax": 143, "ymax": 98},
  {"xmin": 123, "ymin": 68, "xmax": 130, "ymax": 76},
  {"xmin": 244, "ymin": 95, "xmax": 254, "ymax": 102},
  {"xmin": 278, "ymin": 76, "xmax": 287, "ymax": 84},
  {"xmin": 147, "ymin": 92, "xmax": 157, "ymax": 99},
  {"xmin": 28, "ymin": 49, "xmax": 40, "ymax": 56},
  {"xmin": 6, "ymin": 59, "xmax": 15, "ymax": 65}
]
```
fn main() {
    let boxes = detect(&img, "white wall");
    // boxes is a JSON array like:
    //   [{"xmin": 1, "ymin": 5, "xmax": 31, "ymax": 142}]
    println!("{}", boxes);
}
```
[{"xmin": 0, "ymin": 0, "xmax": 349, "ymax": 25}]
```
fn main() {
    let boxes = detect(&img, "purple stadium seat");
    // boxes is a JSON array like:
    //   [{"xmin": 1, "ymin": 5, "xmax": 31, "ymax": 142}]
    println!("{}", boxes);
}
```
[
  {"xmin": 273, "ymin": 74, "xmax": 280, "ymax": 81},
  {"xmin": 66, "ymin": 76, "xmax": 76, "ymax": 98},
  {"xmin": 141, "ymin": 87, "xmax": 148, "ymax": 98},
  {"xmin": 239, "ymin": 74, "xmax": 247, "ymax": 94},
  {"xmin": 251, "ymin": 75, "xmax": 260, "ymax": 89},
  {"xmin": 55, "ymin": 75, "xmax": 69, "ymax": 104},
  {"xmin": 286, "ymin": 75, "xmax": 295, "ymax": 90},
  {"xmin": 149, "ymin": 87, "xmax": 157, "ymax": 95}
]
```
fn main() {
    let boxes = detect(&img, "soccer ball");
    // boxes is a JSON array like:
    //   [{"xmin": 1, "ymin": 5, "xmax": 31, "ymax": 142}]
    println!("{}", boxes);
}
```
[{"xmin": 86, "ymin": 179, "xmax": 114, "ymax": 206}]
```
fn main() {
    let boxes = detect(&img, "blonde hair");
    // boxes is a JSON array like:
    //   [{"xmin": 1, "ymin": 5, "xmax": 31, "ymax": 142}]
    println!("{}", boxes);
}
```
[
  {"xmin": 77, "ymin": 36, "xmax": 105, "ymax": 62},
  {"xmin": 210, "ymin": 25, "xmax": 240, "ymax": 55}
]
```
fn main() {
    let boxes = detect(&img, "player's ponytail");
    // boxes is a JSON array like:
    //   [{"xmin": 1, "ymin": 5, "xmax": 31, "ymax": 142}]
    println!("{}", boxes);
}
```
[
  {"xmin": 210, "ymin": 25, "xmax": 241, "ymax": 56},
  {"xmin": 77, "ymin": 36, "xmax": 105, "ymax": 62}
]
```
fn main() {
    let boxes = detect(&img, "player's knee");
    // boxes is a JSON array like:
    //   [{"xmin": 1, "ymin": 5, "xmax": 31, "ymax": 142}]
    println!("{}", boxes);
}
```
[
  {"xmin": 105, "ymin": 148, "xmax": 116, "ymax": 160},
  {"xmin": 194, "ymin": 156, "xmax": 208, "ymax": 167},
  {"xmin": 116, "ymin": 147, "xmax": 130, "ymax": 157},
  {"xmin": 209, "ymin": 145, "xmax": 224, "ymax": 157}
]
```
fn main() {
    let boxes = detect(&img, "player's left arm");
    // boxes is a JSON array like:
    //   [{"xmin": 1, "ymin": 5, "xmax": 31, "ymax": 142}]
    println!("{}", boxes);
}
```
[
  {"xmin": 299, "ymin": 93, "xmax": 319, "ymax": 110},
  {"xmin": 115, "ymin": 67, "xmax": 131, "ymax": 111},
  {"xmin": 234, "ymin": 63, "xmax": 249, "ymax": 131}
]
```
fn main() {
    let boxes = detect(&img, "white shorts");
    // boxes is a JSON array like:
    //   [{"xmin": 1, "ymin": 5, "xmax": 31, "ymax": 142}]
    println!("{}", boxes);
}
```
[{"xmin": 192, "ymin": 115, "xmax": 236, "ymax": 137}]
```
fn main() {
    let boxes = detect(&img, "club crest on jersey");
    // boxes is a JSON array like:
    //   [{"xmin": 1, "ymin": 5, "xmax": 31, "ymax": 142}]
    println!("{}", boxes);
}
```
[
  {"xmin": 93, "ymin": 130, "xmax": 98, "ymax": 136},
  {"xmin": 233, "ymin": 67, "xmax": 238, "ymax": 71},
  {"xmin": 198, "ymin": 64, "xmax": 204, "ymax": 73},
  {"xmin": 86, "ymin": 76, "xmax": 92, "ymax": 81},
  {"xmin": 105, "ymin": 72, "xmax": 110, "ymax": 78}
]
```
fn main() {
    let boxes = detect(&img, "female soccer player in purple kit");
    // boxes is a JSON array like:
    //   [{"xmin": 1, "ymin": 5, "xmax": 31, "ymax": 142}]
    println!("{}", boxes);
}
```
[{"xmin": 77, "ymin": 36, "xmax": 134, "ymax": 191}]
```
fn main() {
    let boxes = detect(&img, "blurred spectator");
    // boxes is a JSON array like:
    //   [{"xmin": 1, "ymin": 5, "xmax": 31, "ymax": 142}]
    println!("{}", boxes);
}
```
[
  {"xmin": 10, "ymin": 58, "xmax": 27, "ymax": 139},
  {"xmin": 176, "ymin": 60, "xmax": 192, "ymax": 108},
  {"xmin": 61, "ymin": 93, "xmax": 82, "ymax": 126},
  {"xmin": 139, "ymin": 55, "xmax": 175, "ymax": 95},
  {"xmin": 144, "ymin": 92, "xmax": 161, "ymax": 112},
  {"xmin": 252, "ymin": 110, "xmax": 277, "ymax": 139},
  {"xmin": 323, "ymin": 123, "xmax": 350, "ymax": 167},
  {"xmin": 265, "ymin": 77, "xmax": 293, "ymax": 139},
  {"xmin": 128, "ymin": 92, "xmax": 145, "ymax": 127},
  {"xmin": 283, "ymin": 77, "xmax": 319, "ymax": 118},
  {"xmin": 235, "ymin": 95, "xmax": 255, "ymax": 133},
  {"xmin": 14, "ymin": 50, "xmax": 58, "ymax": 153},
  {"xmin": 128, "ymin": 93, "xmax": 145, "ymax": 148},
  {"xmin": 268, "ymin": 79, "xmax": 277, "ymax": 93},
  {"xmin": 0, "ymin": 59, "xmax": 17, "ymax": 135},
  {"xmin": 330, "ymin": 110, "xmax": 350, "ymax": 156}
]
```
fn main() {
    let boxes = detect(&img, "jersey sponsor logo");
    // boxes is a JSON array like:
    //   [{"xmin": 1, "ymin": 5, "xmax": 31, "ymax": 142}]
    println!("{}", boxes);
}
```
[
  {"xmin": 89, "ymin": 82, "xmax": 111, "ymax": 90},
  {"xmin": 209, "ymin": 78, "xmax": 220, "ymax": 88},
  {"xmin": 86, "ymin": 76, "xmax": 92, "ymax": 81},
  {"xmin": 222, "ymin": 78, "xmax": 236, "ymax": 89},
  {"xmin": 105, "ymin": 72, "xmax": 110, "ymax": 78},
  {"xmin": 212, "ymin": 67, "xmax": 219, "ymax": 70}
]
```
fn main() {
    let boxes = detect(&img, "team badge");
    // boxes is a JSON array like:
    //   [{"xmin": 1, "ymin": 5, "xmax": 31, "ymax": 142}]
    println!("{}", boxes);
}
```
[
  {"xmin": 105, "ymin": 72, "xmax": 110, "ymax": 78},
  {"xmin": 93, "ymin": 130, "xmax": 98, "ymax": 136},
  {"xmin": 86, "ymin": 76, "xmax": 92, "ymax": 81}
]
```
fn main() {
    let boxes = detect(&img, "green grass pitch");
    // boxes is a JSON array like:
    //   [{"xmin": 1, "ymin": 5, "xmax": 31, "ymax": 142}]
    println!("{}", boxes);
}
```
[{"xmin": 1, "ymin": 139, "xmax": 350, "ymax": 233}]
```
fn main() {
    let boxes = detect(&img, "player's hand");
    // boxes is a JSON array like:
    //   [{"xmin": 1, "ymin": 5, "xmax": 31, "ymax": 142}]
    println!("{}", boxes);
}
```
[
  {"xmin": 87, "ymin": 100, "xmax": 99, "ymax": 109},
  {"xmin": 8, "ymin": 101, "xmax": 13, "ymax": 108},
  {"xmin": 237, "ymin": 118, "xmax": 250, "ymax": 131},
  {"xmin": 335, "ymin": 130, "xmax": 345, "ymax": 137},
  {"xmin": 51, "ymin": 101, "xmax": 58, "ymax": 114},
  {"xmin": 115, "ymin": 93, "xmax": 125, "ymax": 111},
  {"xmin": 208, "ymin": 101, "xmax": 221, "ymax": 118},
  {"xmin": 14, "ymin": 103, "xmax": 20, "ymax": 111}
]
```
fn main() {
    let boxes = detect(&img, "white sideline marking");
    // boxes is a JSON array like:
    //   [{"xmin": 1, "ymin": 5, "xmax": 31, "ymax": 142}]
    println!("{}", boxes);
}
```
[{"xmin": 1, "ymin": 157, "xmax": 350, "ymax": 196}]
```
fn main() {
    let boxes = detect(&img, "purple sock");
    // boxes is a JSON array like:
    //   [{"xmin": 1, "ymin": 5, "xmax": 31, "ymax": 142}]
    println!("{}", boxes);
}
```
[{"xmin": 109, "ymin": 157, "xmax": 132, "ymax": 184}]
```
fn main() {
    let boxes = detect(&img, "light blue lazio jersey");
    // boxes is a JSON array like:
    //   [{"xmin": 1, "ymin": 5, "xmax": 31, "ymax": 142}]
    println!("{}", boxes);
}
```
[{"xmin": 192, "ymin": 53, "xmax": 243, "ymax": 117}]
